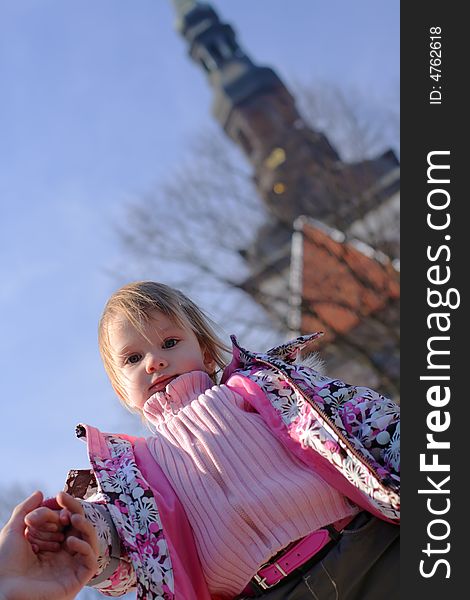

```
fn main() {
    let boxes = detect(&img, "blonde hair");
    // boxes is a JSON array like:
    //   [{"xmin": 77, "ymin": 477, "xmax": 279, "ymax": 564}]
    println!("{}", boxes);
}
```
[{"xmin": 98, "ymin": 281, "xmax": 230, "ymax": 408}]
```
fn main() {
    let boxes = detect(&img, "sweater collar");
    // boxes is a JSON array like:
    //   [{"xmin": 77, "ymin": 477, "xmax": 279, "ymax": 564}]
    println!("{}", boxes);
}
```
[{"xmin": 143, "ymin": 370, "xmax": 213, "ymax": 426}]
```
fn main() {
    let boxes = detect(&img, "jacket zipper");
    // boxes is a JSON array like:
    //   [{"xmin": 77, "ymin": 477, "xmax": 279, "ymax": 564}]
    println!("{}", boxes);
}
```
[{"xmin": 254, "ymin": 357, "xmax": 391, "ymax": 486}]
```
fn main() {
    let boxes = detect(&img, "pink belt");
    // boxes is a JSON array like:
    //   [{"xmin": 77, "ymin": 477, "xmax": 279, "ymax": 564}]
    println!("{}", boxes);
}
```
[{"xmin": 242, "ymin": 514, "xmax": 358, "ymax": 595}]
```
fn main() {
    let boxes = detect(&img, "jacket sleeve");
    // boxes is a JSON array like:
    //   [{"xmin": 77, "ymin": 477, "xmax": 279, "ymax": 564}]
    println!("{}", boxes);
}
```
[
  {"xmin": 65, "ymin": 470, "xmax": 137, "ymax": 596},
  {"xmin": 80, "ymin": 501, "xmax": 136, "ymax": 596}
]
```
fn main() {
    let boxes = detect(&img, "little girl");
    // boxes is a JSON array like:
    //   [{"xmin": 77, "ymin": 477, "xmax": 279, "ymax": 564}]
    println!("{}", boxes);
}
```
[{"xmin": 26, "ymin": 281, "xmax": 400, "ymax": 600}]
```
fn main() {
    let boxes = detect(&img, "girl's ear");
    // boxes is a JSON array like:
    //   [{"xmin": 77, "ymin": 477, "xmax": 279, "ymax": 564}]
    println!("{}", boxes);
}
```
[{"xmin": 203, "ymin": 348, "xmax": 216, "ymax": 374}]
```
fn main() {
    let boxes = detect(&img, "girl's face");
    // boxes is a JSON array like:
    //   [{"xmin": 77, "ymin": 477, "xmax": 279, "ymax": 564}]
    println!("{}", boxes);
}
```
[{"xmin": 108, "ymin": 310, "xmax": 215, "ymax": 409}]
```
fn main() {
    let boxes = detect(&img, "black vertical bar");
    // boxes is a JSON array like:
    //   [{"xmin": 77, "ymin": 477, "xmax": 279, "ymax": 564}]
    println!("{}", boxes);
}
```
[{"xmin": 401, "ymin": 2, "xmax": 465, "ymax": 596}]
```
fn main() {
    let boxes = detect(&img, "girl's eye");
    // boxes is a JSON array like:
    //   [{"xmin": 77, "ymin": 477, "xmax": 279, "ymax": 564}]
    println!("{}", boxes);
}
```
[
  {"xmin": 126, "ymin": 354, "xmax": 142, "ymax": 365},
  {"xmin": 163, "ymin": 338, "xmax": 178, "ymax": 349}
]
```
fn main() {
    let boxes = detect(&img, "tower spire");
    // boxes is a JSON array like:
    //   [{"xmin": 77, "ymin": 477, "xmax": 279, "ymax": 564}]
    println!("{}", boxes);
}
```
[
  {"xmin": 171, "ymin": 0, "xmax": 197, "ymax": 23},
  {"xmin": 171, "ymin": 1, "xmax": 284, "ymax": 126}
]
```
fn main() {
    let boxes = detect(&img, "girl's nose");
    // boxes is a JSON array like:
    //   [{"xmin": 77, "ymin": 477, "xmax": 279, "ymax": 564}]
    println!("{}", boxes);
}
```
[{"xmin": 146, "ymin": 354, "xmax": 168, "ymax": 373}]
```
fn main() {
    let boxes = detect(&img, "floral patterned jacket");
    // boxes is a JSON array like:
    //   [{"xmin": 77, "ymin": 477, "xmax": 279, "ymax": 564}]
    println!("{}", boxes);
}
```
[{"xmin": 66, "ymin": 334, "xmax": 400, "ymax": 600}]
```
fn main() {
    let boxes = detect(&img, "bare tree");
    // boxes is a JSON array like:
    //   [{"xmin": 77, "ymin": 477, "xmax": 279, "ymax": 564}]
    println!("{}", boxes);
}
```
[
  {"xmin": 113, "ymin": 126, "xmax": 282, "ymax": 348},
  {"xmin": 293, "ymin": 79, "xmax": 399, "ymax": 162}
]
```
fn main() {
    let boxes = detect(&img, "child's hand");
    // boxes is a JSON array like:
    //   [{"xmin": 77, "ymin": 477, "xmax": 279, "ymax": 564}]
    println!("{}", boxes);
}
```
[
  {"xmin": 25, "ymin": 492, "xmax": 77, "ymax": 553},
  {"xmin": 1, "ymin": 490, "xmax": 98, "ymax": 600}
]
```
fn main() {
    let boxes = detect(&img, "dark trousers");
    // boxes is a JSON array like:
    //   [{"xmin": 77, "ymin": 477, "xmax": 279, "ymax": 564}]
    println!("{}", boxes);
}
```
[{"xmin": 238, "ymin": 513, "xmax": 399, "ymax": 600}]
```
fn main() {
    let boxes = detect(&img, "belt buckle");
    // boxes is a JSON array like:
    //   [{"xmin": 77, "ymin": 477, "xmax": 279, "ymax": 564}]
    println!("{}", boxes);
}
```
[
  {"xmin": 252, "ymin": 573, "xmax": 272, "ymax": 590},
  {"xmin": 252, "ymin": 561, "xmax": 288, "ymax": 590}
]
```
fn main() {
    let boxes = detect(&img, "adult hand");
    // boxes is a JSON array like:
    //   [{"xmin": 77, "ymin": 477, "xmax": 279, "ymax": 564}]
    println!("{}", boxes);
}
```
[{"xmin": 0, "ymin": 491, "xmax": 98, "ymax": 600}]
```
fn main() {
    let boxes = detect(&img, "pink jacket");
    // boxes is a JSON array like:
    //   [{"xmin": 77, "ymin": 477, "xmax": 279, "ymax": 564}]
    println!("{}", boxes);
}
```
[{"xmin": 66, "ymin": 334, "xmax": 400, "ymax": 599}]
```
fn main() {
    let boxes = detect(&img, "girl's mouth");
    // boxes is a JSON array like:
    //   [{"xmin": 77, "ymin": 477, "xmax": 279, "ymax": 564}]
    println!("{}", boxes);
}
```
[{"xmin": 149, "ymin": 376, "xmax": 177, "ymax": 393}]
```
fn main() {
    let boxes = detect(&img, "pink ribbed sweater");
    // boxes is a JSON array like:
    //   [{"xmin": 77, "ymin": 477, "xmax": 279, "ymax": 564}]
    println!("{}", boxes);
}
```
[{"xmin": 144, "ymin": 371, "xmax": 358, "ymax": 598}]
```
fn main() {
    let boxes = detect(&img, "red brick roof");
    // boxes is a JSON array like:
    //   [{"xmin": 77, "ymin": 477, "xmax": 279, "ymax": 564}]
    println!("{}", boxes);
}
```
[{"xmin": 294, "ymin": 219, "xmax": 400, "ymax": 344}]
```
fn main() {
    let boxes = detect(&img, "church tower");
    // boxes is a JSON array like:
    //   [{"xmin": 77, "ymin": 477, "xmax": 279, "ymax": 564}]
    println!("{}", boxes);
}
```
[{"xmin": 171, "ymin": 0, "xmax": 399, "ymax": 235}]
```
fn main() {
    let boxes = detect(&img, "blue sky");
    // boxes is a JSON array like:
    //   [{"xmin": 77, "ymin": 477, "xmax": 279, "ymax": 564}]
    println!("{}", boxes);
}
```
[{"xmin": 0, "ymin": 1, "xmax": 399, "ymax": 496}]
